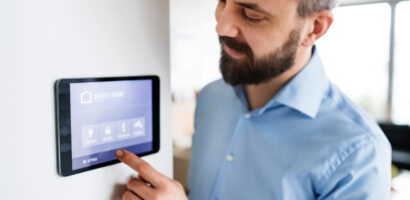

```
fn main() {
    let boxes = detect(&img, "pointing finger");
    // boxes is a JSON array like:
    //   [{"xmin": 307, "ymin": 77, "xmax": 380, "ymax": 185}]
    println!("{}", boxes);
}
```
[{"xmin": 116, "ymin": 149, "xmax": 166, "ymax": 188}]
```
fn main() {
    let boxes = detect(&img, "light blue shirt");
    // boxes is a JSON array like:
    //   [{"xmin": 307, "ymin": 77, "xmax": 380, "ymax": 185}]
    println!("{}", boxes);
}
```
[{"xmin": 188, "ymin": 48, "xmax": 392, "ymax": 200}]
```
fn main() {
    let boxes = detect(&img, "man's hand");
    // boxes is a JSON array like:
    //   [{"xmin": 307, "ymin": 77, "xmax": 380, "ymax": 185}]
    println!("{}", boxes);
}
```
[{"xmin": 115, "ymin": 150, "xmax": 188, "ymax": 200}]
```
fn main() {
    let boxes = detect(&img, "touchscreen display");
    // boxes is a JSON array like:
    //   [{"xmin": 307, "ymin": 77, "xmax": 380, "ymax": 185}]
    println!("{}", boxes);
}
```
[{"xmin": 69, "ymin": 80, "xmax": 153, "ymax": 170}]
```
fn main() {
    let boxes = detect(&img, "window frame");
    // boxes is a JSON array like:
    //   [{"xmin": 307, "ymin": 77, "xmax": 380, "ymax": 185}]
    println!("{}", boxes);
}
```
[{"xmin": 339, "ymin": 0, "xmax": 409, "ymax": 122}]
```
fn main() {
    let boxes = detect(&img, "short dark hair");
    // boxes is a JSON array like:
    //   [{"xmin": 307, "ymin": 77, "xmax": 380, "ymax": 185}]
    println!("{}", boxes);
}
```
[{"xmin": 297, "ymin": 0, "xmax": 339, "ymax": 17}]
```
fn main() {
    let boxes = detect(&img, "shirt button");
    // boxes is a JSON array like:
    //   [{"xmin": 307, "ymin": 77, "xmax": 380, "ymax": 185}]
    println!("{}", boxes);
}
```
[
  {"xmin": 244, "ymin": 113, "xmax": 251, "ymax": 119},
  {"xmin": 226, "ymin": 154, "xmax": 234, "ymax": 162}
]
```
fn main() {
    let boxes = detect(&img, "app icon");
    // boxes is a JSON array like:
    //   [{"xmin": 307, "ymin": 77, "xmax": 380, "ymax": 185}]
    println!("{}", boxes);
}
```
[
  {"xmin": 81, "ymin": 125, "xmax": 99, "ymax": 147},
  {"xmin": 116, "ymin": 120, "xmax": 131, "ymax": 140},
  {"xmin": 105, "ymin": 126, "xmax": 111, "ymax": 135},
  {"xmin": 131, "ymin": 118, "xmax": 145, "ymax": 137},
  {"xmin": 99, "ymin": 123, "xmax": 116, "ymax": 143},
  {"xmin": 88, "ymin": 129, "xmax": 94, "ymax": 138},
  {"xmin": 121, "ymin": 123, "xmax": 126, "ymax": 132}
]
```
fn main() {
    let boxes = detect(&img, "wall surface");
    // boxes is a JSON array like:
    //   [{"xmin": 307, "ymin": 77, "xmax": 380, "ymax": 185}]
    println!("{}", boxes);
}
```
[{"xmin": 0, "ymin": 0, "xmax": 172, "ymax": 199}]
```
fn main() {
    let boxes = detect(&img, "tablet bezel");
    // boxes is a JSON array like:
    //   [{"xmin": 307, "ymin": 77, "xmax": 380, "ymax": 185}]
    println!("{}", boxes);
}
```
[{"xmin": 55, "ymin": 76, "xmax": 160, "ymax": 177}]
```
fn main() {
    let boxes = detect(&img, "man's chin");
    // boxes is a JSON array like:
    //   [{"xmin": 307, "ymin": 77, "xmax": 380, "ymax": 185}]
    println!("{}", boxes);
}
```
[
  {"xmin": 223, "ymin": 52, "xmax": 249, "ymax": 63},
  {"xmin": 223, "ymin": 55, "xmax": 251, "ymax": 67}
]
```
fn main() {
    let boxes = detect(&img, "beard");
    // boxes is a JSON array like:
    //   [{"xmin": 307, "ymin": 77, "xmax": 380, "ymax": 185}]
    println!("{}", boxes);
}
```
[{"xmin": 219, "ymin": 29, "xmax": 301, "ymax": 86}]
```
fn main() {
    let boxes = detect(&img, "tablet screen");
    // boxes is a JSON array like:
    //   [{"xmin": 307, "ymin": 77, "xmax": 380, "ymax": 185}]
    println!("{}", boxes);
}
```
[{"xmin": 69, "ymin": 80, "xmax": 154, "ymax": 170}]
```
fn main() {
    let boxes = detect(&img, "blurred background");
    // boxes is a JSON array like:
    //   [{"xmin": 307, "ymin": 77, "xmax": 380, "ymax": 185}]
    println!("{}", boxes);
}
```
[{"xmin": 170, "ymin": 0, "xmax": 410, "ymax": 199}]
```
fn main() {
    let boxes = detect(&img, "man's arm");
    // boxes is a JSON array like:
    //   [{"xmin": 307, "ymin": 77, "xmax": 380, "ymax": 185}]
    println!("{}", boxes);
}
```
[
  {"xmin": 115, "ymin": 150, "xmax": 188, "ymax": 200},
  {"xmin": 317, "ymin": 138, "xmax": 391, "ymax": 200}
]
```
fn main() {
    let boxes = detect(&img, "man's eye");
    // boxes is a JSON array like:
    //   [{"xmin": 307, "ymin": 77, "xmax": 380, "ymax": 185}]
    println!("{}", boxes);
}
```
[{"xmin": 242, "ymin": 12, "xmax": 263, "ymax": 23}]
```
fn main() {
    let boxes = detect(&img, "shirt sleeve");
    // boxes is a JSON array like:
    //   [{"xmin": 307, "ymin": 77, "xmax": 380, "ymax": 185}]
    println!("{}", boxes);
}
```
[{"xmin": 317, "ymin": 137, "xmax": 392, "ymax": 200}]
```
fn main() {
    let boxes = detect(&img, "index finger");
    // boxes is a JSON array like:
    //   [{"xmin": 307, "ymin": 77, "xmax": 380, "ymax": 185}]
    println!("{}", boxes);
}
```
[{"xmin": 115, "ymin": 149, "xmax": 166, "ymax": 188}]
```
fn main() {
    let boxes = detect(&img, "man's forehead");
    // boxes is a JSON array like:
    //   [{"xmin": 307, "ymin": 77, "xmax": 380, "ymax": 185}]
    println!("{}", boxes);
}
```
[
  {"xmin": 234, "ymin": 0, "xmax": 297, "ymax": 6},
  {"xmin": 234, "ymin": 0, "xmax": 299, "ymax": 14}
]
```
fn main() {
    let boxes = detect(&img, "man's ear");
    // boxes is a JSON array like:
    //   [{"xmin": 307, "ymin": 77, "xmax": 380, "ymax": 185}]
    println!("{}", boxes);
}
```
[{"xmin": 301, "ymin": 10, "xmax": 334, "ymax": 47}]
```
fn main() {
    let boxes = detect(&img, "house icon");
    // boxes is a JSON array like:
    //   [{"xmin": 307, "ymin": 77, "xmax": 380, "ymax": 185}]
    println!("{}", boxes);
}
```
[{"xmin": 80, "ymin": 90, "xmax": 93, "ymax": 104}]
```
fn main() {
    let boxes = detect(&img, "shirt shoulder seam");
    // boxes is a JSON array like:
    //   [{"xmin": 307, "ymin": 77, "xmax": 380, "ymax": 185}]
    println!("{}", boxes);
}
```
[{"xmin": 316, "ymin": 135, "xmax": 375, "ymax": 191}]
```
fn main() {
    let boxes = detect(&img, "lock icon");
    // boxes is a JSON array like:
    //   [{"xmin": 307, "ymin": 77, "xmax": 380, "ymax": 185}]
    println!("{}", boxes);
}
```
[{"xmin": 105, "ymin": 126, "xmax": 111, "ymax": 135}]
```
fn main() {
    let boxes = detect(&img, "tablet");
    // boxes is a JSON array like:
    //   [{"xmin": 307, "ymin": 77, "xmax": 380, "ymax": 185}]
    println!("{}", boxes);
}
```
[{"xmin": 55, "ymin": 76, "xmax": 160, "ymax": 176}]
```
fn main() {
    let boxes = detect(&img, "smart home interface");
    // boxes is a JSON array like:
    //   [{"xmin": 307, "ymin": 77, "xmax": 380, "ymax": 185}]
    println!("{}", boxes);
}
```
[{"xmin": 55, "ymin": 76, "xmax": 159, "ymax": 176}]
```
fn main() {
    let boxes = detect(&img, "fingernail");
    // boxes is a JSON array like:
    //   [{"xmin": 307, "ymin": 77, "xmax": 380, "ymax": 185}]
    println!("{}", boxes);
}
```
[{"xmin": 116, "ymin": 150, "xmax": 124, "ymax": 158}]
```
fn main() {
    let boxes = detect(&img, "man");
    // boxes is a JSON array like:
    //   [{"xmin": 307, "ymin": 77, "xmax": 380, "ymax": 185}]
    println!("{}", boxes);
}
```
[{"xmin": 116, "ymin": 0, "xmax": 392, "ymax": 199}]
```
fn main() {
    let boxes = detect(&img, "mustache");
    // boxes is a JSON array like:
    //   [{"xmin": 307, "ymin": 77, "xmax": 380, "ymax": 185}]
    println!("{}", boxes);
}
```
[{"xmin": 219, "ymin": 36, "xmax": 253, "ymax": 58}]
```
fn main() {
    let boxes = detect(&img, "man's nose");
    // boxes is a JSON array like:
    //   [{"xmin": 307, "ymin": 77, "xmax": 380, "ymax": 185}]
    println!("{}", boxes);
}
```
[{"xmin": 216, "ymin": 8, "xmax": 240, "ymax": 38}]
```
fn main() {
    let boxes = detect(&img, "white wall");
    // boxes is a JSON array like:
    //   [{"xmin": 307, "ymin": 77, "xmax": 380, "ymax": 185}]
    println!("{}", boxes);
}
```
[{"xmin": 0, "ymin": 0, "xmax": 172, "ymax": 199}]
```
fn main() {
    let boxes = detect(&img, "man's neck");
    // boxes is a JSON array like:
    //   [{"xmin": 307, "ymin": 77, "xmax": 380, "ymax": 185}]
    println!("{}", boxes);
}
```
[{"xmin": 245, "ymin": 47, "xmax": 313, "ymax": 110}]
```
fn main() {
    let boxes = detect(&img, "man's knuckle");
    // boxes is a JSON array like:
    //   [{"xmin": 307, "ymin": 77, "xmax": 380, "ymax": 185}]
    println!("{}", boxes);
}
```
[
  {"xmin": 129, "ymin": 178, "xmax": 144, "ymax": 190},
  {"xmin": 151, "ymin": 192, "xmax": 161, "ymax": 200},
  {"xmin": 122, "ymin": 191, "xmax": 132, "ymax": 200},
  {"xmin": 127, "ymin": 179, "xmax": 136, "ymax": 189},
  {"xmin": 175, "ymin": 181, "xmax": 183, "ymax": 189},
  {"xmin": 163, "ymin": 184, "xmax": 173, "ymax": 193}
]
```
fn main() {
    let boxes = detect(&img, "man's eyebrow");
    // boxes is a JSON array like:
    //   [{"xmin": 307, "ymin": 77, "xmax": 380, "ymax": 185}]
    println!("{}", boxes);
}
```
[{"xmin": 235, "ymin": 1, "xmax": 273, "ymax": 17}]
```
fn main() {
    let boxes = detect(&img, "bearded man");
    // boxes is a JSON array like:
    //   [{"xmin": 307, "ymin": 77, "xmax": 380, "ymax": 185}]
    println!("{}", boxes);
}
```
[{"xmin": 115, "ymin": 0, "xmax": 392, "ymax": 199}]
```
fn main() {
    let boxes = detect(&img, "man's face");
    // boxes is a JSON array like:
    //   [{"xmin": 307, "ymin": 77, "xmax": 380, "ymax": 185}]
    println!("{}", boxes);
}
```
[{"xmin": 215, "ymin": 0, "xmax": 303, "ymax": 85}]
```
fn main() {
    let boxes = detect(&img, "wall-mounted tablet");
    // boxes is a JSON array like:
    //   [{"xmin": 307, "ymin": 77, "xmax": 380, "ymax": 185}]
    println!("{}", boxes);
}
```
[{"xmin": 55, "ymin": 76, "xmax": 160, "ymax": 176}]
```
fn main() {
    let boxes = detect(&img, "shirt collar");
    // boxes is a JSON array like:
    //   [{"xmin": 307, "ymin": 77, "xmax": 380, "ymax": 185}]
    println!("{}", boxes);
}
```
[{"xmin": 234, "ymin": 46, "xmax": 329, "ymax": 118}]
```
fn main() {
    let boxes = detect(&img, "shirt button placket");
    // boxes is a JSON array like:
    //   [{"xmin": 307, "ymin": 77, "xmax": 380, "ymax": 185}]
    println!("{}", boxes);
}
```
[{"xmin": 211, "ymin": 114, "xmax": 249, "ymax": 199}]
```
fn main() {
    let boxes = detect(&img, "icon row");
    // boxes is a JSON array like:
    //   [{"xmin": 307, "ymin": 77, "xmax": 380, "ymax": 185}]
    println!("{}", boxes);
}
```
[{"xmin": 81, "ymin": 117, "xmax": 146, "ymax": 148}]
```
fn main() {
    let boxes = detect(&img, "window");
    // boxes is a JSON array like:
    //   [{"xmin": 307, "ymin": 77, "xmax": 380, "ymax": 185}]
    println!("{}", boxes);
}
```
[{"xmin": 317, "ymin": 3, "xmax": 391, "ymax": 122}]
